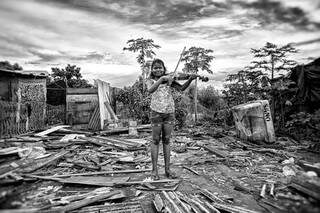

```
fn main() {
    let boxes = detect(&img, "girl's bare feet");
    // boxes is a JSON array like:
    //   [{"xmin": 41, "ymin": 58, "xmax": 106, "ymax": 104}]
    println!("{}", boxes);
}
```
[
  {"xmin": 165, "ymin": 170, "xmax": 178, "ymax": 179},
  {"xmin": 151, "ymin": 171, "xmax": 160, "ymax": 180}
]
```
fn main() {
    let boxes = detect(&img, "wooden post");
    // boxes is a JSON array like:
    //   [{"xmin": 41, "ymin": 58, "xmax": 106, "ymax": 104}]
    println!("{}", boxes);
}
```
[
  {"xmin": 194, "ymin": 78, "xmax": 198, "ymax": 123},
  {"xmin": 64, "ymin": 77, "xmax": 68, "ymax": 125}
]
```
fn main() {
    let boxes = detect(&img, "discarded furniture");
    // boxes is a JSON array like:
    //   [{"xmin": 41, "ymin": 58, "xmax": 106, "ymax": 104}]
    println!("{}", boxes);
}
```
[{"xmin": 232, "ymin": 100, "xmax": 275, "ymax": 143}]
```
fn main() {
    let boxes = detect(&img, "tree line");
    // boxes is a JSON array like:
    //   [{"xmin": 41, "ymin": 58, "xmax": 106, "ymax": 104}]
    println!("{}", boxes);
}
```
[{"xmin": 0, "ymin": 38, "xmax": 299, "ymax": 127}]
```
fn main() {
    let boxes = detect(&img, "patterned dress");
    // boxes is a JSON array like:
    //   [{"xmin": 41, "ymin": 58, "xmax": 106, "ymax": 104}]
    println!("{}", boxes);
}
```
[{"xmin": 147, "ymin": 79, "xmax": 175, "ymax": 114}]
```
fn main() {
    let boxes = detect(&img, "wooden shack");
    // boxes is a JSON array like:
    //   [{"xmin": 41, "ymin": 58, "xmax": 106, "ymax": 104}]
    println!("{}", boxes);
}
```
[
  {"xmin": 0, "ymin": 68, "xmax": 48, "ymax": 137},
  {"xmin": 66, "ymin": 79, "xmax": 118, "ymax": 130},
  {"xmin": 66, "ymin": 88, "xmax": 99, "ymax": 128}
]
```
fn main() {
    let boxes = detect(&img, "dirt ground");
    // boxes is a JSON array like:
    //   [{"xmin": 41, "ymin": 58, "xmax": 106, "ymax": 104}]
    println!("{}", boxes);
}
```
[{"xmin": 0, "ymin": 125, "xmax": 319, "ymax": 213}]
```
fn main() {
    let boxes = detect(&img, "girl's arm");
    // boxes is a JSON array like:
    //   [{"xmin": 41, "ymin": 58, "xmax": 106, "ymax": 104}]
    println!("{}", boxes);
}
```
[
  {"xmin": 147, "ymin": 76, "xmax": 173, "ymax": 93},
  {"xmin": 171, "ymin": 75, "xmax": 197, "ymax": 91}
]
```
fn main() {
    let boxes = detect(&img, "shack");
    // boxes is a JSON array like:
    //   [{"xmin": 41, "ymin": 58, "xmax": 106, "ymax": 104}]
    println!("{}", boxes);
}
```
[
  {"xmin": 65, "ymin": 79, "xmax": 118, "ymax": 130},
  {"xmin": 290, "ymin": 57, "xmax": 320, "ymax": 112},
  {"xmin": 0, "ymin": 68, "xmax": 48, "ymax": 137}
]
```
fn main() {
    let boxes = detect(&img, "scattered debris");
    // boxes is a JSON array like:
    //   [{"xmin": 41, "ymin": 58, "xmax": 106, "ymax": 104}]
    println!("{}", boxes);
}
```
[{"xmin": 0, "ymin": 124, "xmax": 319, "ymax": 212}]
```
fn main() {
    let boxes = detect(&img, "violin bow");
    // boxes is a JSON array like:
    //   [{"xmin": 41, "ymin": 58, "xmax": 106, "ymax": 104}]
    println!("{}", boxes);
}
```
[
  {"xmin": 168, "ymin": 46, "xmax": 186, "ymax": 85},
  {"xmin": 173, "ymin": 46, "xmax": 186, "ymax": 76}
]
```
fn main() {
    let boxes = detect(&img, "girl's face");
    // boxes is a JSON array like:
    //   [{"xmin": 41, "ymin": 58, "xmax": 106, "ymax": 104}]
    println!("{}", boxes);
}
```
[{"xmin": 152, "ymin": 63, "xmax": 165, "ymax": 77}]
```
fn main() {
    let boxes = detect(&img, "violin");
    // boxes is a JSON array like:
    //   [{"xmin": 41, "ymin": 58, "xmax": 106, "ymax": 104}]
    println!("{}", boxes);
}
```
[
  {"xmin": 172, "ymin": 73, "xmax": 209, "ymax": 82},
  {"xmin": 162, "ymin": 72, "xmax": 209, "ymax": 83}
]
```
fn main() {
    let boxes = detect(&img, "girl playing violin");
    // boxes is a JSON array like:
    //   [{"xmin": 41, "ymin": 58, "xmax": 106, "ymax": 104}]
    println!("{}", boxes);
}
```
[{"xmin": 146, "ymin": 59, "xmax": 197, "ymax": 180}]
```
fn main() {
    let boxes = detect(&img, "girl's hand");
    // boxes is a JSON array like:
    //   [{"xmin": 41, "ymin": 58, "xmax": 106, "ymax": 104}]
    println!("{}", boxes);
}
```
[
  {"xmin": 189, "ymin": 74, "xmax": 198, "ymax": 80},
  {"xmin": 160, "ymin": 75, "xmax": 173, "ymax": 82}
]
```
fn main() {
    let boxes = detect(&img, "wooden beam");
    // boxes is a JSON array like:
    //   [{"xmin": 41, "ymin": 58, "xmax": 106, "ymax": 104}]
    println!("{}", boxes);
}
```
[
  {"xmin": 182, "ymin": 165, "xmax": 200, "ymax": 175},
  {"xmin": 48, "ymin": 190, "xmax": 121, "ymax": 213},
  {"xmin": 20, "ymin": 150, "xmax": 69, "ymax": 173},
  {"xmin": 41, "ymin": 169, "xmax": 152, "ymax": 178},
  {"xmin": 34, "ymin": 125, "xmax": 70, "ymax": 137}
]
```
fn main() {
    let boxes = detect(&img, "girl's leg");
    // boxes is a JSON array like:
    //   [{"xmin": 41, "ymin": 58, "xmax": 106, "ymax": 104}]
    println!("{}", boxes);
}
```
[
  {"xmin": 151, "ymin": 124, "xmax": 161, "ymax": 180},
  {"xmin": 162, "ymin": 122, "xmax": 175, "ymax": 178}
]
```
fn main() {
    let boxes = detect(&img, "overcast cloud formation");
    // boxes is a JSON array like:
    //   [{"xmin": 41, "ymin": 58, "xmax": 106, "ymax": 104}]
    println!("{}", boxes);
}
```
[{"xmin": 0, "ymin": 0, "xmax": 319, "ymax": 88}]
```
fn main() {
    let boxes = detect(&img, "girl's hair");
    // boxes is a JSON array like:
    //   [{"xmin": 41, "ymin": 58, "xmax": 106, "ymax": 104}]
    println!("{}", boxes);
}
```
[{"xmin": 149, "ymin": 58, "xmax": 167, "ymax": 79}]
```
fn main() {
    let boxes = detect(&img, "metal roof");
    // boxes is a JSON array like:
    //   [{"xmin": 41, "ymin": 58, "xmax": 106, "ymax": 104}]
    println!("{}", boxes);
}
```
[{"xmin": 0, "ymin": 68, "xmax": 49, "ymax": 78}]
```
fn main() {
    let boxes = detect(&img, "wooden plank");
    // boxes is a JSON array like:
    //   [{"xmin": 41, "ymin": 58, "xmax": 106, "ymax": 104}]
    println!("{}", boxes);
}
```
[
  {"xmin": 115, "ymin": 179, "xmax": 180, "ymax": 186},
  {"xmin": 94, "ymin": 136, "xmax": 139, "ymax": 147},
  {"xmin": 24, "ymin": 175, "xmax": 129, "ymax": 187},
  {"xmin": 59, "ymin": 176, "xmax": 130, "ymax": 186},
  {"xmin": 43, "ymin": 169, "xmax": 151, "ymax": 178},
  {"xmin": 209, "ymin": 202, "xmax": 261, "ymax": 213},
  {"xmin": 88, "ymin": 104, "xmax": 99, "ymax": 130},
  {"xmin": 203, "ymin": 145, "xmax": 228, "ymax": 158},
  {"xmin": 290, "ymin": 182, "xmax": 320, "ymax": 201},
  {"xmin": 49, "ymin": 190, "xmax": 121, "ymax": 213},
  {"xmin": 34, "ymin": 125, "xmax": 70, "ymax": 137},
  {"xmin": 96, "ymin": 79, "xmax": 111, "ymax": 129},
  {"xmin": 0, "ymin": 147, "xmax": 21, "ymax": 156},
  {"xmin": 0, "ymin": 209, "xmax": 39, "ymax": 213},
  {"xmin": 162, "ymin": 191, "xmax": 184, "ymax": 213},
  {"xmin": 81, "ymin": 136, "xmax": 127, "ymax": 149},
  {"xmin": 104, "ymin": 101, "xmax": 118, "ymax": 121},
  {"xmin": 20, "ymin": 150, "xmax": 69, "ymax": 173},
  {"xmin": 67, "ymin": 88, "xmax": 98, "ymax": 94},
  {"xmin": 182, "ymin": 165, "xmax": 200, "ymax": 175},
  {"xmin": 297, "ymin": 161, "xmax": 320, "ymax": 176}
]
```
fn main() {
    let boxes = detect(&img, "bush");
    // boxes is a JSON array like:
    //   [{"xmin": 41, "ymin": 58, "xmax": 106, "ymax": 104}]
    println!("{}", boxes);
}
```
[
  {"xmin": 116, "ymin": 78, "xmax": 150, "ymax": 124},
  {"xmin": 285, "ymin": 109, "xmax": 320, "ymax": 141},
  {"xmin": 198, "ymin": 86, "xmax": 223, "ymax": 111}
]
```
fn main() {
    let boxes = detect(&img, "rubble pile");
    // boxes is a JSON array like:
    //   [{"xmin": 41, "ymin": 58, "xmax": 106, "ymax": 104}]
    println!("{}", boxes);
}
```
[{"xmin": 0, "ymin": 125, "xmax": 319, "ymax": 212}]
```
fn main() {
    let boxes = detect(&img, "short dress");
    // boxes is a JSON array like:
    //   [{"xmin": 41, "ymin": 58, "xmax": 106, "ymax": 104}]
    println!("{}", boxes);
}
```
[{"xmin": 147, "ymin": 79, "xmax": 175, "ymax": 125}]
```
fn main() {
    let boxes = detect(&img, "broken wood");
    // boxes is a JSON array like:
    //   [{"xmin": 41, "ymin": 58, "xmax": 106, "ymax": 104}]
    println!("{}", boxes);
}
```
[
  {"xmin": 203, "ymin": 145, "xmax": 228, "ymax": 158},
  {"xmin": 290, "ymin": 182, "xmax": 320, "ymax": 201},
  {"xmin": 59, "ymin": 176, "xmax": 130, "ymax": 187},
  {"xmin": 232, "ymin": 179, "xmax": 255, "ymax": 194},
  {"xmin": 297, "ymin": 161, "xmax": 320, "ymax": 176},
  {"xmin": 169, "ymin": 192, "xmax": 191, "ymax": 212},
  {"xmin": 42, "ymin": 168, "xmax": 151, "ymax": 178},
  {"xmin": 210, "ymin": 202, "xmax": 261, "ymax": 213},
  {"xmin": 182, "ymin": 165, "xmax": 200, "ymax": 175},
  {"xmin": 19, "ymin": 150, "xmax": 69, "ymax": 173},
  {"xmin": 115, "ymin": 179, "xmax": 180, "ymax": 186},
  {"xmin": 192, "ymin": 196, "xmax": 212, "ymax": 213},
  {"xmin": 260, "ymin": 184, "xmax": 267, "ymax": 198},
  {"xmin": 0, "ymin": 209, "xmax": 39, "ymax": 213},
  {"xmin": 153, "ymin": 194, "xmax": 165, "ymax": 212},
  {"xmin": 46, "ymin": 190, "xmax": 121, "ymax": 213},
  {"xmin": 34, "ymin": 125, "xmax": 70, "ymax": 137},
  {"xmin": 104, "ymin": 101, "xmax": 118, "ymax": 121},
  {"xmin": 81, "ymin": 136, "xmax": 128, "ymax": 150},
  {"xmin": 199, "ymin": 188, "xmax": 224, "ymax": 203},
  {"xmin": 162, "ymin": 191, "xmax": 184, "ymax": 213}
]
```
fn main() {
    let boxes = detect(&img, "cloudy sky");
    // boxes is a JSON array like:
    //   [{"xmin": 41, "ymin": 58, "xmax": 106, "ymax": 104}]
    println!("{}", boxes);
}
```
[{"xmin": 0, "ymin": 0, "xmax": 319, "ymax": 88}]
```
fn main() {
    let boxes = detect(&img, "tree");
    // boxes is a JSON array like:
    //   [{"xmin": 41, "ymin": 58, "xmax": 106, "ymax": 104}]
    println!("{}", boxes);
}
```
[
  {"xmin": 250, "ymin": 42, "xmax": 298, "ymax": 80},
  {"xmin": 249, "ymin": 42, "xmax": 298, "ymax": 119},
  {"xmin": 123, "ymin": 38, "xmax": 161, "ymax": 84},
  {"xmin": 0, "ymin": 61, "xmax": 23, "ymax": 70},
  {"xmin": 181, "ymin": 47, "xmax": 214, "ymax": 122},
  {"xmin": 223, "ymin": 69, "xmax": 267, "ymax": 105},
  {"xmin": 50, "ymin": 64, "xmax": 92, "ymax": 88}
]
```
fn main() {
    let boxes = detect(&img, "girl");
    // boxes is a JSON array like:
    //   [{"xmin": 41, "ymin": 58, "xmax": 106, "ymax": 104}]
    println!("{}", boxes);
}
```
[{"xmin": 147, "ymin": 59, "xmax": 196, "ymax": 180}]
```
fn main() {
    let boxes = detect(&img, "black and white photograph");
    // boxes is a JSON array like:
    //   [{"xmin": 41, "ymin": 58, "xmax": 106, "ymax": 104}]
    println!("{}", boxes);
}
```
[{"xmin": 0, "ymin": 0, "xmax": 319, "ymax": 212}]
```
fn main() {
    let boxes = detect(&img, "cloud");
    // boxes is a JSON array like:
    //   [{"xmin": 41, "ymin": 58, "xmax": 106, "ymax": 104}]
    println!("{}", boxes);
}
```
[
  {"xmin": 235, "ymin": 0, "xmax": 320, "ymax": 31},
  {"xmin": 1, "ymin": 0, "xmax": 319, "ymax": 89},
  {"xmin": 293, "ymin": 38, "xmax": 320, "ymax": 46},
  {"xmin": 41, "ymin": 0, "xmax": 229, "ymax": 25},
  {"xmin": 26, "ymin": 49, "xmax": 132, "ymax": 66}
]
